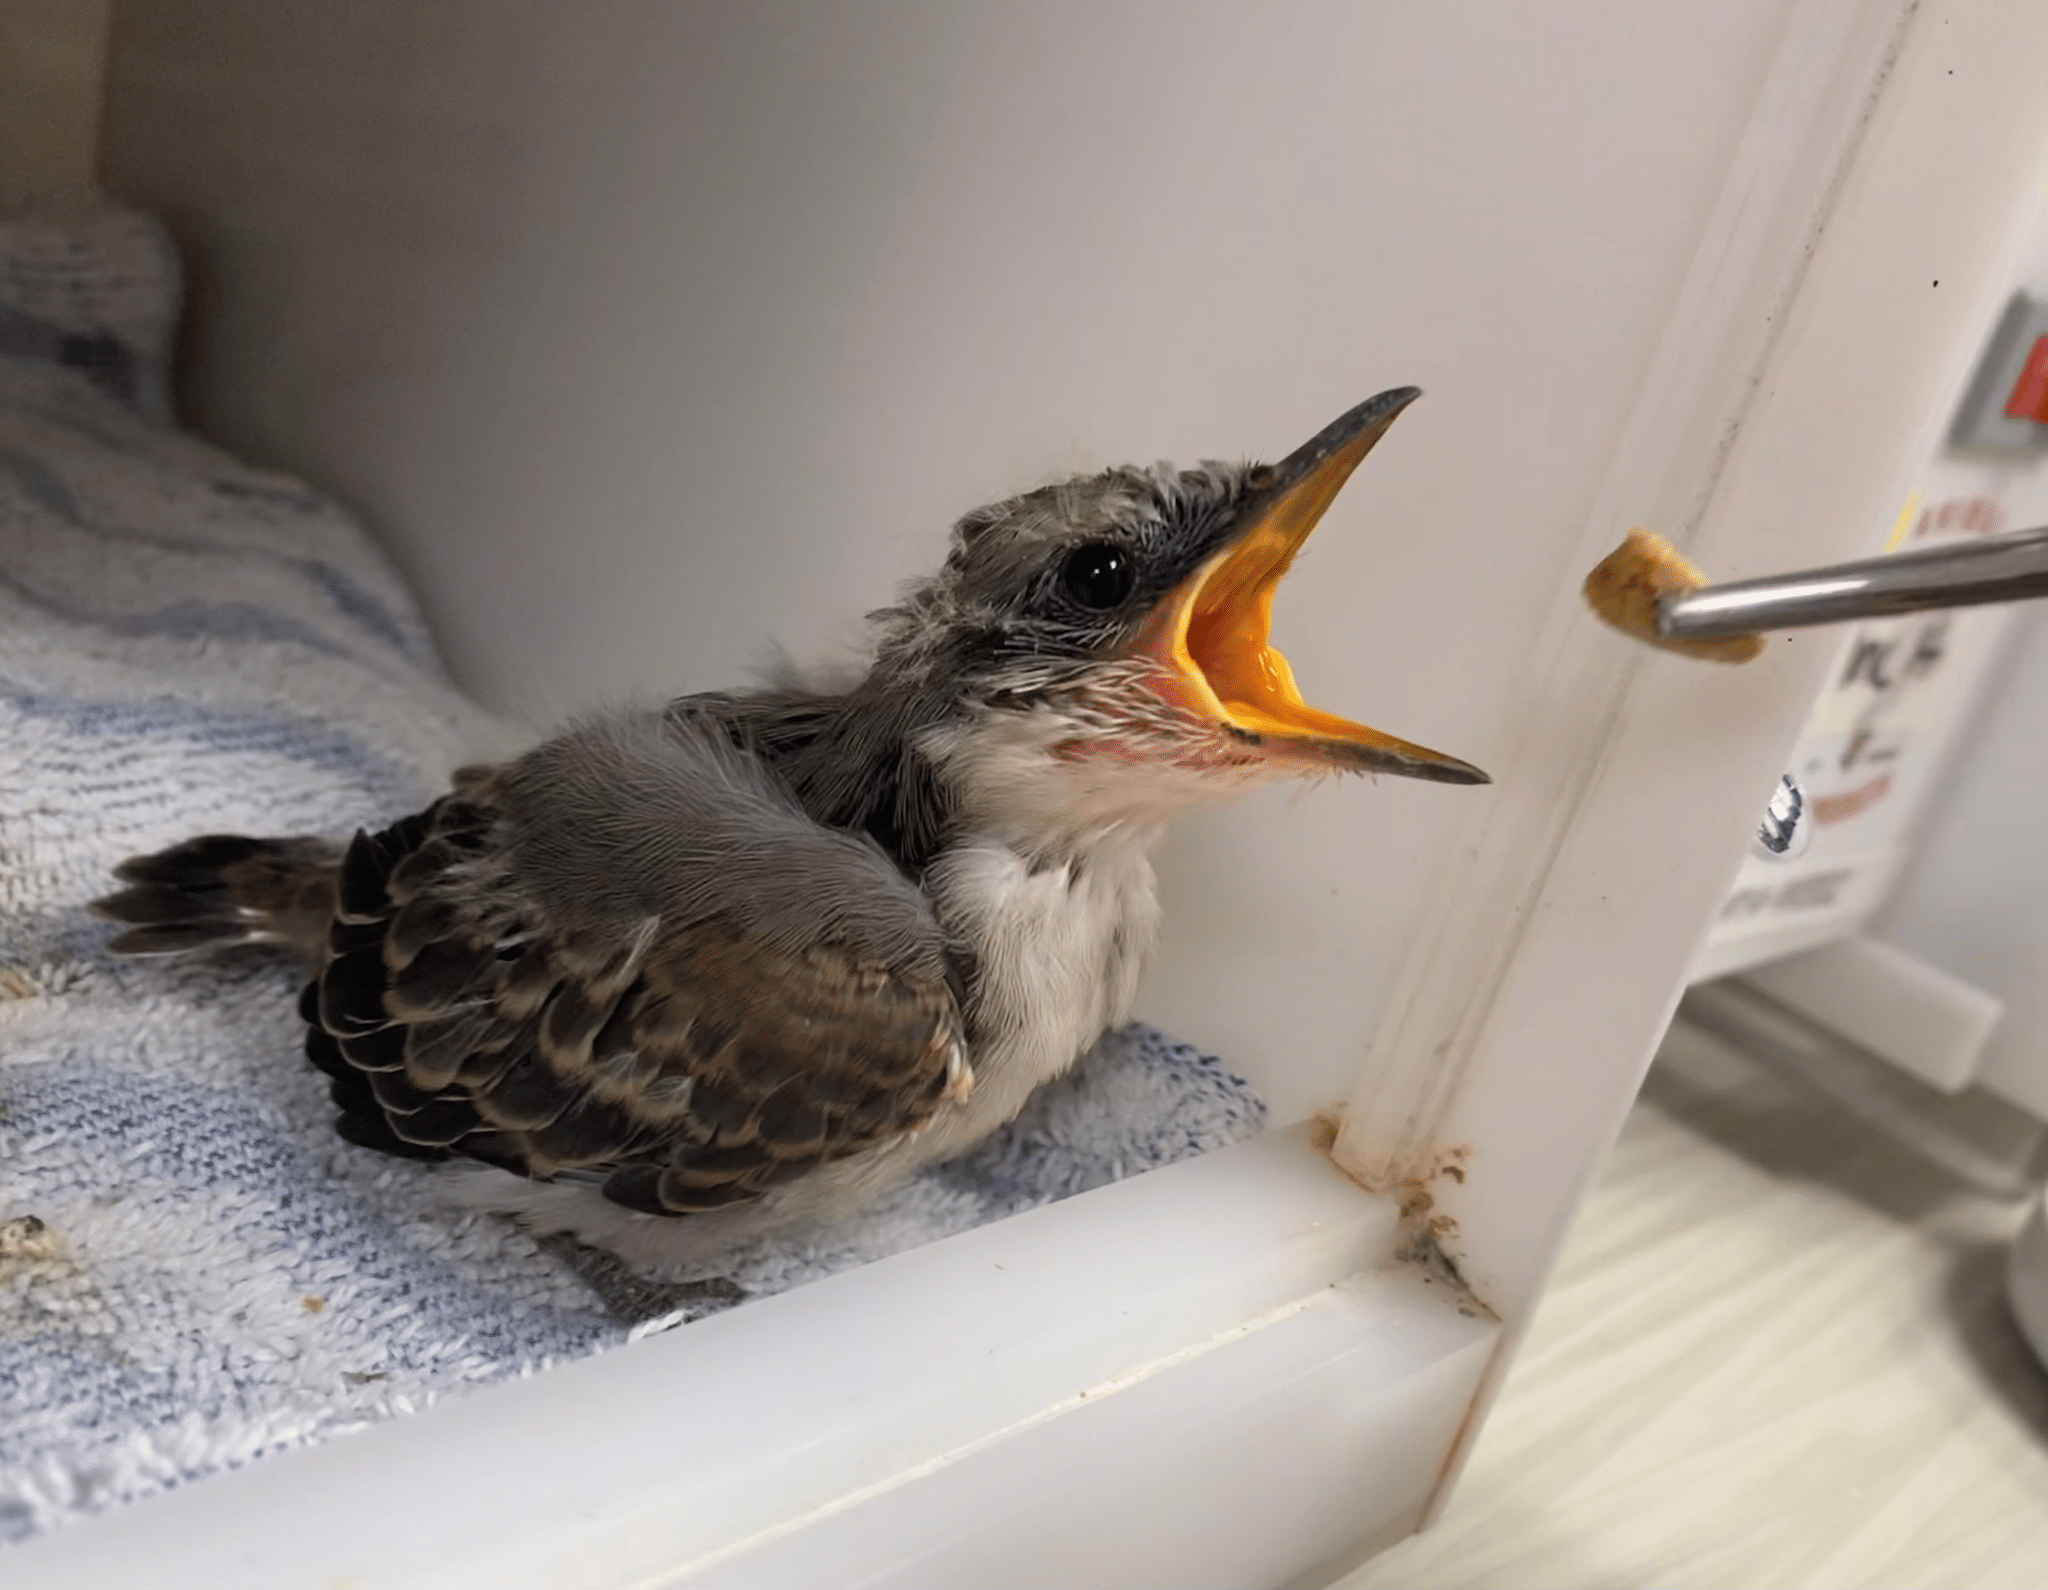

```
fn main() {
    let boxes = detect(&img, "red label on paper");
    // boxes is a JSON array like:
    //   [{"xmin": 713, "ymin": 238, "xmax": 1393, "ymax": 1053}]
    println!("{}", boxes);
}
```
[{"xmin": 2005, "ymin": 334, "xmax": 2048, "ymax": 422}]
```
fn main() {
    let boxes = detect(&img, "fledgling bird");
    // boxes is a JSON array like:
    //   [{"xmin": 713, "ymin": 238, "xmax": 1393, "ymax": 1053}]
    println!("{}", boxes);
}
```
[{"xmin": 94, "ymin": 390, "xmax": 1487, "ymax": 1263}]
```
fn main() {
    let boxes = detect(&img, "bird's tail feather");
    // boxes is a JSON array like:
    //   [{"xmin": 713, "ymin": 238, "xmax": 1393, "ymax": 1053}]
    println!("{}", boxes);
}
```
[{"xmin": 93, "ymin": 834, "xmax": 344, "ymax": 960}]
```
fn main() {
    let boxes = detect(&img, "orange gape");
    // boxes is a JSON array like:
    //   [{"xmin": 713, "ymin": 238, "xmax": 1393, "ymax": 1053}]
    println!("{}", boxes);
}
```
[{"xmin": 1135, "ymin": 410, "xmax": 1478, "ymax": 773}]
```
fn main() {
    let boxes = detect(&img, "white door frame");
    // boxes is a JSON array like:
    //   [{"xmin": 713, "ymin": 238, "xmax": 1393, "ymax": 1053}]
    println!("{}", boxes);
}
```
[{"xmin": 1336, "ymin": 0, "xmax": 2048, "ymax": 1518}]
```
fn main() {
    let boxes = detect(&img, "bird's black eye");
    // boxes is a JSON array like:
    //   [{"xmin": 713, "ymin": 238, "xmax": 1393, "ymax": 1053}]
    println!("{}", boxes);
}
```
[{"xmin": 1059, "ymin": 542, "xmax": 1135, "ymax": 610}]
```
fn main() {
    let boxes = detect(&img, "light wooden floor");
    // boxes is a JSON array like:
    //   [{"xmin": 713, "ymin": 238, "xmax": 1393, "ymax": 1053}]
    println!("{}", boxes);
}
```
[{"xmin": 1342, "ymin": 1018, "xmax": 2048, "ymax": 1590}]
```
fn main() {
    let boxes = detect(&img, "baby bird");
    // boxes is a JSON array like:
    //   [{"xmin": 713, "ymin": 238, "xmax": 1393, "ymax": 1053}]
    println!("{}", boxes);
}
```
[{"xmin": 94, "ymin": 390, "xmax": 1486, "ymax": 1255}]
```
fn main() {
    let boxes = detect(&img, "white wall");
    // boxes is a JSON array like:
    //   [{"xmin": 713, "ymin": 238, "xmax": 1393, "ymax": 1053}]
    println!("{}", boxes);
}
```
[{"xmin": 99, "ymin": 0, "xmax": 1799, "ymax": 1119}]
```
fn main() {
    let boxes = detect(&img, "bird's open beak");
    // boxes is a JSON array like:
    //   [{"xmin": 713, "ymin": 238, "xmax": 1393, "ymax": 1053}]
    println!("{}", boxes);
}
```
[{"xmin": 1135, "ymin": 389, "xmax": 1490, "ymax": 785}]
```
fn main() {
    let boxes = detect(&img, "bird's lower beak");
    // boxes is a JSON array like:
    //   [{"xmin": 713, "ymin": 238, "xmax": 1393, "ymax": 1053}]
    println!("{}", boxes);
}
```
[{"xmin": 1135, "ymin": 389, "xmax": 1490, "ymax": 785}]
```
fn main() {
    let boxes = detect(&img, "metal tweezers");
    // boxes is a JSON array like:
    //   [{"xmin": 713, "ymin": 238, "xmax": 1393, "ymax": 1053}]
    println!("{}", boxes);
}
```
[{"xmin": 1660, "ymin": 523, "xmax": 2048, "ymax": 642}]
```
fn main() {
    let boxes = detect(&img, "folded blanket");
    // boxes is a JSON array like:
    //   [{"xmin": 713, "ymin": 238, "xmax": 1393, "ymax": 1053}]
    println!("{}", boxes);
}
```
[{"xmin": 0, "ymin": 199, "xmax": 1266, "ymax": 1544}]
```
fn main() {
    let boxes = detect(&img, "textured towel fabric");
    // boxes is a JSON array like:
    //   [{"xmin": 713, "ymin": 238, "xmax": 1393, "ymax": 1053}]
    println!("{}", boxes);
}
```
[{"xmin": 0, "ymin": 200, "xmax": 1267, "ymax": 1545}]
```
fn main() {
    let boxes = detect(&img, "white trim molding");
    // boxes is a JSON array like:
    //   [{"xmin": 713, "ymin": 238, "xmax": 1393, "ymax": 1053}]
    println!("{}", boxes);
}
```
[{"xmin": 1335, "ymin": 0, "xmax": 2048, "ymax": 1520}]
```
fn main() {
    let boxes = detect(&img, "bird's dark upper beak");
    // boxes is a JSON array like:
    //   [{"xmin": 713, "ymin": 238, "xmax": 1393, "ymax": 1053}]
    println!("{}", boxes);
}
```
[{"xmin": 1134, "ymin": 388, "xmax": 1490, "ymax": 785}]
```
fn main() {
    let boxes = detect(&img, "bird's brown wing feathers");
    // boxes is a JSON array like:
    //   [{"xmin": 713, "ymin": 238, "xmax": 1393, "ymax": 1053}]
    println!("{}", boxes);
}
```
[{"xmin": 309, "ymin": 714, "xmax": 966, "ymax": 1216}]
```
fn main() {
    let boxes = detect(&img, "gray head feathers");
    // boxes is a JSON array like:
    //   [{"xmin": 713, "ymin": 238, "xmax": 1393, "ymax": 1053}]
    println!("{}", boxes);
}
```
[{"xmin": 868, "ymin": 459, "xmax": 1258, "ymax": 699}]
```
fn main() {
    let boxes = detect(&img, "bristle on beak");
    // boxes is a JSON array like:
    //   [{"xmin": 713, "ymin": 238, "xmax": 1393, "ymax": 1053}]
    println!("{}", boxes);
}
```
[{"xmin": 1137, "ymin": 389, "xmax": 1490, "ymax": 785}]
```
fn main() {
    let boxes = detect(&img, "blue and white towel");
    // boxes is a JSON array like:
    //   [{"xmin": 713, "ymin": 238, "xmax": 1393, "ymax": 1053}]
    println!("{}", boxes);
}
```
[{"xmin": 0, "ymin": 198, "xmax": 1266, "ymax": 1545}]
